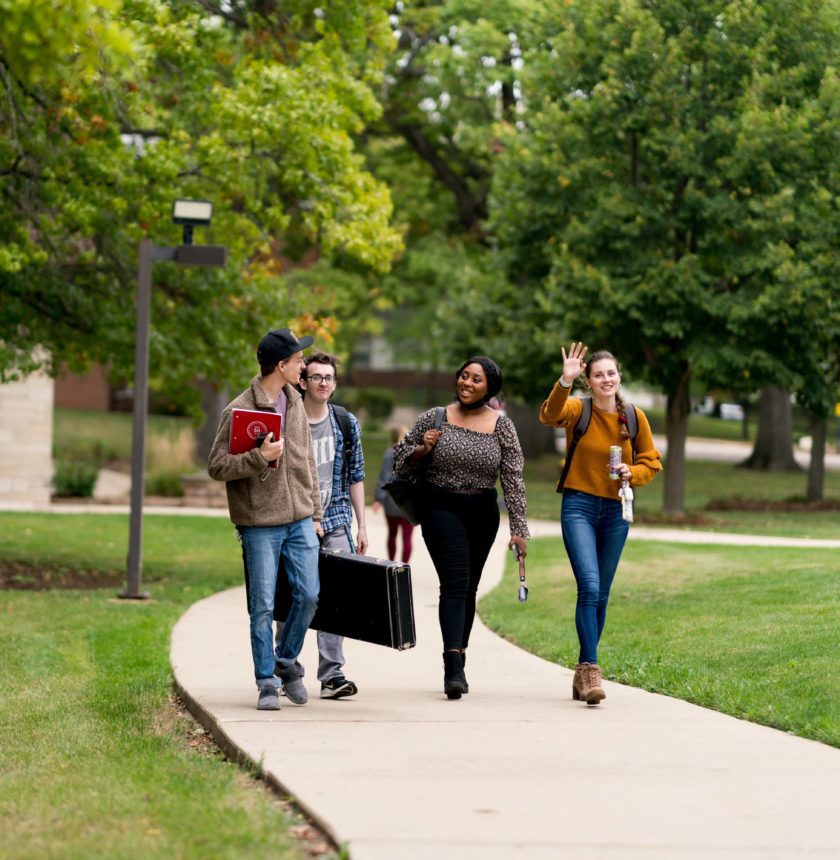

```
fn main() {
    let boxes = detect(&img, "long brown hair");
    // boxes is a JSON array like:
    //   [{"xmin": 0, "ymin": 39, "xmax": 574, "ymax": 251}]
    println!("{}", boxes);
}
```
[{"xmin": 585, "ymin": 350, "xmax": 630, "ymax": 442}]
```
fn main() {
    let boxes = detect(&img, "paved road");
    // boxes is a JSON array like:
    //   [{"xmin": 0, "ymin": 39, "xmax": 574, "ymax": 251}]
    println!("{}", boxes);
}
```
[{"xmin": 171, "ymin": 513, "xmax": 840, "ymax": 860}]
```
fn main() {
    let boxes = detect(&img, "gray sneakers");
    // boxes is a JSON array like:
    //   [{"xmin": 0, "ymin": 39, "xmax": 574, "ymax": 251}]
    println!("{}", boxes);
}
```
[
  {"xmin": 277, "ymin": 661, "xmax": 308, "ymax": 705},
  {"xmin": 257, "ymin": 685, "xmax": 281, "ymax": 710}
]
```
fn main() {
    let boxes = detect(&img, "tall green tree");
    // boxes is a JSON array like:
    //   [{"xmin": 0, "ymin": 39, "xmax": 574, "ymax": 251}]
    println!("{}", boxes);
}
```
[
  {"xmin": 0, "ymin": 0, "xmax": 402, "ymax": 408},
  {"xmin": 489, "ymin": 0, "xmax": 840, "ymax": 513},
  {"xmin": 357, "ymin": 1, "xmax": 531, "ymax": 372}
]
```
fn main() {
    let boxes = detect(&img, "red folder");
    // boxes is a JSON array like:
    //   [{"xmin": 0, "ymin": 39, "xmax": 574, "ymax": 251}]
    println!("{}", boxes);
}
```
[{"xmin": 229, "ymin": 409, "xmax": 282, "ymax": 468}]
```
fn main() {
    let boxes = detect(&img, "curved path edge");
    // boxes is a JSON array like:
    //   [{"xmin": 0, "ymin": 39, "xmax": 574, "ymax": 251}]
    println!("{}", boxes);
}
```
[
  {"xmin": 171, "ymin": 512, "xmax": 840, "ymax": 859},
  {"xmin": 171, "ymin": 672, "xmax": 345, "ymax": 855}
]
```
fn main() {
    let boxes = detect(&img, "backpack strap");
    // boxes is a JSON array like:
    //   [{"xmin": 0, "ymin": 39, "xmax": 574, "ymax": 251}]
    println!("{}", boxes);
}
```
[
  {"xmin": 625, "ymin": 403, "xmax": 638, "ymax": 465},
  {"xmin": 433, "ymin": 405, "xmax": 445, "ymax": 430},
  {"xmin": 555, "ymin": 399, "xmax": 639, "ymax": 494},
  {"xmin": 555, "ymin": 397, "xmax": 592, "ymax": 494},
  {"xmin": 331, "ymin": 404, "xmax": 355, "ymax": 491}
]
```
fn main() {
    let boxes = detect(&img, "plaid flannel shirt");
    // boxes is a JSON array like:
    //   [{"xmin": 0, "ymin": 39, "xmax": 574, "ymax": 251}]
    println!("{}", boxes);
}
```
[{"xmin": 320, "ymin": 404, "xmax": 365, "ymax": 536}]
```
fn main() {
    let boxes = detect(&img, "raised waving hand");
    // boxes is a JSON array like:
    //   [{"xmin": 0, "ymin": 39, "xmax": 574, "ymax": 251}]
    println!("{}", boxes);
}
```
[{"xmin": 561, "ymin": 342, "xmax": 588, "ymax": 384}]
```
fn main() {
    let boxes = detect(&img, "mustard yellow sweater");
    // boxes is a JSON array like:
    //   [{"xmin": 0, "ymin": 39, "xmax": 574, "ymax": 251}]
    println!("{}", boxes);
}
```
[{"xmin": 539, "ymin": 382, "xmax": 662, "ymax": 500}]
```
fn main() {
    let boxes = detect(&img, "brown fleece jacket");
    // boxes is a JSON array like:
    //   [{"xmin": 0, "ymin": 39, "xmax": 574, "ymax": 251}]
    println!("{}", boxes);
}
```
[
  {"xmin": 207, "ymin": 376, "xmax": 322, "ymax": 527},
  {"xmin": 539, "ymin": 382, "xmax": 662, "ymax": 501}
]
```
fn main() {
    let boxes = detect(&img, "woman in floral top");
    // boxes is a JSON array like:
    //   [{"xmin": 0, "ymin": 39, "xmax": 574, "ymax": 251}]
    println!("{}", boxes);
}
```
[{"xmin": 394, "ymin": 356, "xmax": 529, "ymax": 699}]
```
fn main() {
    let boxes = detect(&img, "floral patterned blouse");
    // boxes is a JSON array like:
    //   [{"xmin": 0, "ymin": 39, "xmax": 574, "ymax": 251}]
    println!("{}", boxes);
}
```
[{"xmin": 394, "ymin": 407, "xmax": 530, "ymax": 538}]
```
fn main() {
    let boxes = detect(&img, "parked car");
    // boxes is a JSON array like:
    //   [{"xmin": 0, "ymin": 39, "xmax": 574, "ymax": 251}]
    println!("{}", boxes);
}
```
[
  {"xmin": 718, "ymin": 403, "xmax": 745, "ymax": 421},
  {"xmin": 694, "ymin": 395, "xmax": 715, "ymax": 416},
  {"xmin": 695, "ymin": 396, "xmax": 745, "ymax": 421}
]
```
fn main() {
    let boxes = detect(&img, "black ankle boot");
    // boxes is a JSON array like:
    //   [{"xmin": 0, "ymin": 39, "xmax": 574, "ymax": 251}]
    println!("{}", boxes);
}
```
[
  {"xmin": 461, "ymin": 650, "xmax": 469, "ymax": 694},
  {"xmin": 443, "ymin": 651, "xmax": 467, "ymax": 700}
]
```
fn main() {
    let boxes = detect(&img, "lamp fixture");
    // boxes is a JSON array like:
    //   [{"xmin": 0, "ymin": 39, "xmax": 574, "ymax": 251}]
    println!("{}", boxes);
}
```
[{"xmin": 172, "ymin": 199, "xmax": 213, "ymax": 244}]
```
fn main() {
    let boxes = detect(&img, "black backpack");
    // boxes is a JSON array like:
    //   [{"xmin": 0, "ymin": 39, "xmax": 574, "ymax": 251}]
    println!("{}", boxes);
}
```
[
  {"xmin": 556, "ymin": 398, "xmax": 638, "ymax": 493},
  {"xmin": 331, "ymin": 404, "xmax": 355, "ymax": 492}
]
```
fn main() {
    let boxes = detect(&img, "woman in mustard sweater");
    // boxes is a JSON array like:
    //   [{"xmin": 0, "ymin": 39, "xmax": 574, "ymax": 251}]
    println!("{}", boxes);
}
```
[{"xmin": 540, "ymin": 342, "xmax": 662, "ymax": 705}]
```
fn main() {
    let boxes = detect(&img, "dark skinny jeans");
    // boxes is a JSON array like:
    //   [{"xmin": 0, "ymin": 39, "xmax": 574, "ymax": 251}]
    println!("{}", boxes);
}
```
[{"xmin": 421, "ymin": 487, "xmax": 500, "ymax": 651}]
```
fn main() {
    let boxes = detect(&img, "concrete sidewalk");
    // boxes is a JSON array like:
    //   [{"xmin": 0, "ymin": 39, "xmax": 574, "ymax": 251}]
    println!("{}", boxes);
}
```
[
  {"xmin": 652, "ymin": 435, "xmax": 840, "ymax": 470},
  {"xmin": 171, "ymin": 514, "xmax": 840, "ymax": 859}
]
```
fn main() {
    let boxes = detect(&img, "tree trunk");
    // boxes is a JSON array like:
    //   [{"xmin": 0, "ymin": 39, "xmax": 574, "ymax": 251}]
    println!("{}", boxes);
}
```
[
  {"xmin": 740, "ymin": 398, "xmax": 750, "ymax": 441},
  {"xmin": 806, "ymin": 413, "xmax": 827, "ymax": 502},
  {"xmin": 740, "ymin": 385, "xmax": 801, "ymax": 471},
  {"xmin": 662, "ymin": 367, "xmax": 691, "ymax": 516},
  {"xmin": 194, "ymin": 379, "xmax": 228, "ymax": 466}
]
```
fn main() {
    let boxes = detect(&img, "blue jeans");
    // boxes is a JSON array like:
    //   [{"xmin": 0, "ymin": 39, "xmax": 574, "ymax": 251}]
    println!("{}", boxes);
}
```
[
  {"xmin": 275, "ymin": 523, "xmax": 353, "ymax": 682},
  {"xmin": 239, "ymin": 519, "xmax": 319, "ymax": 688},
  {"xmin": 561, "ymin": 490, "xmax": 629, "ymax": 665}
]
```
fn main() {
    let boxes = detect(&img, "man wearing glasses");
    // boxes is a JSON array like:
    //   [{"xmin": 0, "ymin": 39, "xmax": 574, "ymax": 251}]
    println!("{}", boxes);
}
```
[{"xmin": 297, "ymin": 351, "xmax": 368, "ymax": 699}]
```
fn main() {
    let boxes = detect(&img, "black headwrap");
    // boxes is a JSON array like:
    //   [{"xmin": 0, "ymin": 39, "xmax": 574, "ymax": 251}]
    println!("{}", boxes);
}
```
[{"xmin": 454, "ymin": 356, "xmax": 503, "ymax": 410}]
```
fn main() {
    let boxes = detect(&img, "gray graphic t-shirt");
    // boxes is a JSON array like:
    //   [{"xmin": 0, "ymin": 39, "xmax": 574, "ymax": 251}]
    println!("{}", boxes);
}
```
[{"xmin": 309, "ymin": 414, "xmax": 335, "ymax": 513}]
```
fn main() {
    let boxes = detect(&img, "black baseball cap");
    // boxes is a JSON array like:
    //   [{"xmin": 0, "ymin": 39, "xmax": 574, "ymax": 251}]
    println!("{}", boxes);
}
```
[{"xmin": 257, "ymin": 328, "xmax": 315, "ymax": 365}]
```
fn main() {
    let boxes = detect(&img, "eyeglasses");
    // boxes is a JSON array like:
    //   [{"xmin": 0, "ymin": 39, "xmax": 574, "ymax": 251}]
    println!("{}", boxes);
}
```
[{"xmin": 306, "ymin": 374, "xmax": 335, "ymax": 384}]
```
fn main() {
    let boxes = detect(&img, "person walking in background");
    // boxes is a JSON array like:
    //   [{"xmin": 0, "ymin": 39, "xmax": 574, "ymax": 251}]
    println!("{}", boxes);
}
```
[
  {"xmin": 394, "ymin": 356, "xmax": 529, "ymax": 700},
  {"xmin": 539, "ymin": 342, "xmax": 662, "ymax": 706},
  {"xmin": 208, "ymin": 328, "xmax": 321, "ymax": 712},
  {"xmin": 293, "ymin": 352, "xmax": 366, "ymax": 700},
  {"xmin": 373, "ymin": 425, "xmax": 415, "ymax": 563}
]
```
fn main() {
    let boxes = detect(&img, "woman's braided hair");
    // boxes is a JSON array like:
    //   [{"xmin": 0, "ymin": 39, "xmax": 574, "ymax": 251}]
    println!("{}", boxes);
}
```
[{"xmin": 585, "ymin": 350, "xmax": 630, "ymax": 442}]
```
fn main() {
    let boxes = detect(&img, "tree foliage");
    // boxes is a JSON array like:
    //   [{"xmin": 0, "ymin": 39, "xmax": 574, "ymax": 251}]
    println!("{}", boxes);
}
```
[
  {"xmin": 356, "ymin": 1, "xmax": 533, "ymax": 370},
  {"xmin": 487, "ymin": 0, "xmax": 840, "ymax": 511},
  {"xmin": 0, "ymin": 0, "xmax": 403, "ymax": 406}
]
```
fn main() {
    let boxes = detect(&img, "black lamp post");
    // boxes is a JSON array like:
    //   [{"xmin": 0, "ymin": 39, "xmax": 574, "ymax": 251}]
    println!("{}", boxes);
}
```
[{"xmin": 120, "ymin": 200, "xmax": 227, "ymax": 600}]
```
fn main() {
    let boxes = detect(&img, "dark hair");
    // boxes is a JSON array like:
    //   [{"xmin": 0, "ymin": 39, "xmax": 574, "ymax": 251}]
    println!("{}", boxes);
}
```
[
  {"xmin": 454, "ymin": 356, "xmax": 503, "ymax": 408},
  {"xmin": 261, "ymin": 351, "xmax": 307, "ymax": 379},
  {"xmin": 304, "ymin": 352, "xmax": 338, "ymax": 374},
  {"xmin": 299, "ymin": 352, "xmax": 338, "ymax": 398},
  {"xmin": 260, "ymin": 355, "xmax": 295, "ymax": 378},
  {"xmin": 585, "ymin": 350, "xmax": 630, "ymax": 441}
]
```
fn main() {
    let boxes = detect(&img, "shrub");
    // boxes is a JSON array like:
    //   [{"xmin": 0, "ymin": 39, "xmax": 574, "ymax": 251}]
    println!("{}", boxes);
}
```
[
  {"xmin": 53, "ymin": 460, "xmax": 99, "ymax": 498},
  {"xmin": 55, "ymin": 439, "xmax": 118, "ymax": 468},
  {"xmin": 332, "ymin": 388, "xmax": 359, "ymax": 413},
  {"xmin": 145, "ymin": 469, "xmax": 185, "ymax": 497},
  {"xmin": 355, "ymin": 387, "xmax": 395, "ymax": 421}
]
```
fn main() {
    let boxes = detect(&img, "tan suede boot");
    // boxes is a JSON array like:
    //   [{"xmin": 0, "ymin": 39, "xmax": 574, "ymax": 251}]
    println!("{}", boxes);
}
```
[
  {"xmin": 579, "ymin": 662, "xmax": 606, "ymax": 705},
  {"xmin": 572, "ymin": 664, "xmax": 585, "ymax": 701}
]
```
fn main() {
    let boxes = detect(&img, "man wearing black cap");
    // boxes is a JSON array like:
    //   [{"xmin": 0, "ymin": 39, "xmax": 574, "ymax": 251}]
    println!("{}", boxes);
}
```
[{"xmin": 208, "ymin": 328, "xmax": 322, "ymax": 711}]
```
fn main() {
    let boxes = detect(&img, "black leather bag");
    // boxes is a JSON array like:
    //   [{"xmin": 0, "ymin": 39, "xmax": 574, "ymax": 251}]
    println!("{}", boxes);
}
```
[
  {"xmin": 382, "ymin": 406, "xmax": 445, "ymax": 525},
  {"xmin": 381, "ymin": 476, "xmax": 424, "ymax": 525}
]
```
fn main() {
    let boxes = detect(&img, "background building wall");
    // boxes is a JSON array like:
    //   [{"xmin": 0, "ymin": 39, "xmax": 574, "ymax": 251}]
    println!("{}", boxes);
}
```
[
  {"xmin": 0, "ymin": 368, "xmax": 54, "ymax": 507},
  {"xmin": 54, "ymin": 363, "xmax": 112, "ymax": 410}
]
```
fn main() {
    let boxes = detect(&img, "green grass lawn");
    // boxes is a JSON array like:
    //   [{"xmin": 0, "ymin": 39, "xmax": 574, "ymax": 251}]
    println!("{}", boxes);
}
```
[
  {"xmin": 0, "ymin": 512, "xmax": 329, "ymax": 860},
  {"xmin": 646, "ymin": 409, "xmax": 756, "ymax": 441},
  {"xmin": 480, "ymin": 537, "xmax": 840, "ymax": 747},
  {"xmin": 56, "ymin": 405, "xmax": 840, "ymax": 536},
  {"xmin": 523, "ymin": 455, "xmax": 840, "ymax": 538},
  {"xmin": 642, "ymin": 405, "xmax": 838, "ymax": 443}
]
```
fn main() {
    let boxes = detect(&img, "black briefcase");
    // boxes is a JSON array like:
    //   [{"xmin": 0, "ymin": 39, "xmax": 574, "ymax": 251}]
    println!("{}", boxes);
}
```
[{"xmin": 274, "ymin": 549, "xmax": 416, "ymax": 650}]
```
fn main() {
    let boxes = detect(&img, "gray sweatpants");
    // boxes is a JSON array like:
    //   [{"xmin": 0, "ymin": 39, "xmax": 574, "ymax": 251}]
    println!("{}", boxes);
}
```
[{"xmin": 276, "ymin": 524, "xmax": 352, "ymax": 683}]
